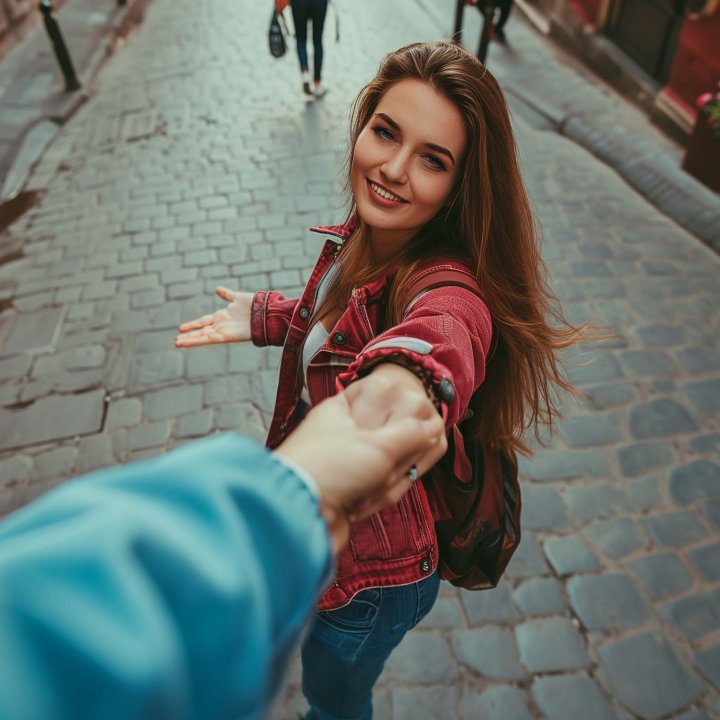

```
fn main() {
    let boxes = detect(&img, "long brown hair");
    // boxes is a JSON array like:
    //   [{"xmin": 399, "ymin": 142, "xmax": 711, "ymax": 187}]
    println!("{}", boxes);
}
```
[{"xmin": 314, "ymin": 42, "xmax": 583, "ymax": 456}]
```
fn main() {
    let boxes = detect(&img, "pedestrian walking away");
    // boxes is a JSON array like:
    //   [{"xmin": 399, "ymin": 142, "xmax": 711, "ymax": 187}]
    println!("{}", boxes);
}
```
[
  {"xmin": 176, "ymin": 41, "xmax": 587, "ymax": 719},
  {"xmin": 278, "ymin": 0, "xmax": 329, "ymax": 99}
]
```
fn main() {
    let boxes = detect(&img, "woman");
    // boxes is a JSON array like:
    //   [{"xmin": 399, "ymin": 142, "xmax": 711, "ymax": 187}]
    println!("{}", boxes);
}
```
[
  {"xmin": 176, "ymin": 42, "xmax": 581, "ymax": 720},
  {"xmin": 276, "ymin": 0, "xmax": 329, "ymax": 98}
]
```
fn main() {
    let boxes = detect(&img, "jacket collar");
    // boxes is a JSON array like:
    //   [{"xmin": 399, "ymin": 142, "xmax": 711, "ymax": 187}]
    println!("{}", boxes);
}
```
[{"xmin": 309, "ymin": 214, "xmax": 358, "ymax": 241}]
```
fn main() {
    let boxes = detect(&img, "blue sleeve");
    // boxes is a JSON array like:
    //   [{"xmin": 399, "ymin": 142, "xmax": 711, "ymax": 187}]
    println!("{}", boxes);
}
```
[{"xmin": 0, "ymin": 433, "xmax": 333, "ymax": 720}]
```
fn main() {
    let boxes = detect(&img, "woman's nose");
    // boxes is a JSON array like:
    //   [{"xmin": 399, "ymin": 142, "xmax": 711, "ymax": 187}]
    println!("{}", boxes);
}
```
[{"xmin": 380, "ymin": 150, "xmax": 409, "ymax": 184}]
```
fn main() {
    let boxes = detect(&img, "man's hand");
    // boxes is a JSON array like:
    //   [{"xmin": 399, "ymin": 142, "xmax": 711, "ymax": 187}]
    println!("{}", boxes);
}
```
[
  {"xmin": 175, "ymin": 287, "xmax": 253, "ymax": 347},
  {"xmin": 275, "ymin": 375, "xmax": 447, "ymax": 553}
]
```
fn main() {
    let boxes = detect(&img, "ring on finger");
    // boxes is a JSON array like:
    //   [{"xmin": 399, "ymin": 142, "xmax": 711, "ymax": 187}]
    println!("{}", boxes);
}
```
[{"xmin": 407, "ymin": 465, "xmax": 418, "ymax": 483}]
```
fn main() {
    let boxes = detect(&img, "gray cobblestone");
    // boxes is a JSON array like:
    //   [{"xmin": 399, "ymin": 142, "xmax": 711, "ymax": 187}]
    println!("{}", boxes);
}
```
[
  {"xmin": 392, "ymin": 687, "xmax": 458, "ymax": 720},
  {"xmin": 105, "ymin": 398, "xmax": 142, "ymax": 430},
  {"xmin": 521, "ymin": 486, "xmax": 569, "ymax": 530},
  {"xmin": 685, "ymin": 378, "xmax": 720, "ymax": 414},
  {"xmin": 687, "ymin": 433, "xmax": 720, "ymax": 454},
  {"xmin": 544, "ymin": 536, "xmax": 601, "ymax": 575},
  {"xmin": 76, "ymin": 434, "xmax": 115, "ymax": 473},
  {"xmin": 564, "ymin": 483, "xmax": 626, "ymax": 523},
  {"xmin": 0, "ymin": 454, "xmax": 33, "ymax": 485},
  {"xmin": 670, "ymin": 460, "xmax": 720, "ymax": 505},
  {"xmin": 521, "ymin": 448, "xmax": 610, "ymax": 481},
  {"xmin": 661, "ymin": 592, "xmax": 720, "ymax": 641},
  {"xmin": 186, "ymin": 346, "xmax": 228, "ymax": 379},
  {"xmin": 559, "ymin": 413, "xmax": 622, "ymax": 447},
  {"xmin": 416, "ymin": 596, "xmax": 464, "ymax": 629},
  {"xmin": 566, "ymin": 354, "xmax": 624, "ymax": 385},
  {"xmin": 451, "ymin": 627, "xmax": 525, "ymax": 680},
  {"xmin": 512, "ymin": 578, "xmax": 565, "ymax": 616},
  {"xmin": 617, "ymin": 441, "xmax": 676, "ymax": 477},
  {"xmin": 568, "ymin": 573, "xmax": 650, "ymax": 630},
  {"xmin": 695, "ymin": 643, "xmax": 720, "ymax": 690},
  {"xmin": 629, "ymin": 399, "xmax": 699, "ymax": 439},
  {"xmin": 386, "ymin": 632, "xmax": 458, "ymax": 683},
  {"xmin": 676, "ymin": 347, "xmax": 720, "ymax": 375},
  {"xmin": 129, "ymin": 351, "xmax": 184, "ymax": 387},
  {"xmin": 532, "ymin": 676, "xmax": 614, "ymax": 720},
  {"xmin": 598, "ymin": 633, "xmax": 705, "ymax": 720},
  {"xmin": 688, "ymin": 542, "xmax": 720, "ymax": 582},
  {"xmin": 620, "ymin": 350, "xmax": 678, "ymax": 377},
  {"xmin": 127, "ymin": 421, "xmax": 172, "ymax": 452},
  {"xmin": 583, "ymin": 517, "xmax": 646, "ymax": 558},
  {"xmin": 461, "ymin": 584, "xmax": 520, "ymax": 625},
  {"xmin": 143, "ymin": 385, "xmax": 203, "ymax": 421},
  {"xmin": 627, "ymin": 552, "xmax": 694, "ymax": 600},
  {"xmin": 0, "ymin": 355, "xmax": 32, "ymax": 382},
  {"xmin": 506, "ymin": 532, "xmax": 550, "ymax": 579},
  {"xmin": 459, "ymin": 686, "xmax": 532, "ymax": 720},
  {"xmin": 642, "ymin": 510, "xmax": 709, "ymax": 548},
  {"xmin": 32, "ymin": 446, "xmax": 76, "ymax": 480},
  {"xmin": 516, "ymin": 618, "xmax": 590, "ymax": 672},
  {"xmin": 175, "ymin": 410, "xmax": 214, "ymax": 439}
]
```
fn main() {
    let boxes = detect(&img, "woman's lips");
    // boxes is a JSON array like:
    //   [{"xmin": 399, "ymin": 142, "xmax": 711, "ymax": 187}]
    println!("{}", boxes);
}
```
[{"xmin": 366, "ymin": 179, "xmax": 408, "ymax": 207}]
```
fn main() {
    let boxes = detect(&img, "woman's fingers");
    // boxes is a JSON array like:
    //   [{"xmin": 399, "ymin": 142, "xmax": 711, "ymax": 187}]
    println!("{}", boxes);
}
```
[
  {"xmin": 215, "ymin": 286, "xmax": 237, "ymax": 302},
  {"xmin": 175, "ymin": 328, "xmax": 226, "ymax": 347},
  {"xmin": 178, "ymin": 314, "xmax": 215, "ymax": 332}
]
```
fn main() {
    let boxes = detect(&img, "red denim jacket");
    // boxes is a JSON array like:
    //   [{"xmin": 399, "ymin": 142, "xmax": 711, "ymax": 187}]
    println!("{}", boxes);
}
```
[{"xmin": 251, "ymin": 221, "xmax": 493, "ymax": 610}]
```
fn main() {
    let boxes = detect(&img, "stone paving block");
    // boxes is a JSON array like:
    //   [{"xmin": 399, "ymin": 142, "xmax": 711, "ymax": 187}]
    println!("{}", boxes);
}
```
[
  {"xmin": 174, "ymin": 410, "xmax": 214, "ymax": 439},
  {"xmin": 521, "ymin": 448, "xmax": 610, "ymax": 481},
  {"xmin": 559, "ymin": 413, "xmax": 622, "ymax": 447},
  {"xmin": 32, "ymin": 446, "xmax": 76, "ymax": 480},
  {"xmin": 670, "ymin": 460, "xmax": 720, "ymax": 505},
  {"xmin": 126, "ymin": 421, "xmax": 172, "ymax": 452},
  {"xmin": 129, "ymin": 351, "xmax": 184, "ymax": 387},
  {"xmin": 620, "ymin": 350, "xmax": 678, "ymax": 377},
  {"xmin": 642, "ymin": 510, "xmax": 709, "ymax": 548},
  {"xmin": 521, "ymin": 486, "xmax": 569, "ymax": 531},
  {"xmin": 532, "ymin": 675, "xmax": 614, "ymax": 720},
  {"xmin": 416, "ymin": 596, "xmax": 464, "ymax": 629},
  {"xmin": 228, "ymin": 344, "xmax": 261, "ymax": 373},
  {"xmin": 687, "ymin": 433, "xmax": 720, "ymax": 454},
  {"xmin": 0, "ymin": 390, "xmax": 105, "ymax": 451},
  {"xmin": 544, "ymin": 536, "xmax": 601, "ymax": 575},
  {"xmin": 624, "ymin": 475, "xmax": 664, "ymax": 512},
  {"xmin": 583, "ymin": 517, "xmax": 646, "ymax": 558},
  {"xmin": 186, "ymin": 346, "xmax": 228, "ymax": 379},
  {"xmin": 386, "ymin": 632, "xmax": 457, "ymax": 683},
  {"xmin": 626, "ymin": 552, "xmax": 694, "ymax": 601},
  {"xmin": 676, "ymin": 347, "xmax": 720, "ymax": 375},
  {"xmin": 0, "ymin": 355, "xmax": 32, "ymax": 382},
  {"xmin": 1, "ymin": 307, "xmax": 64, "ymax": 356},
  {"xmin": 134, "ymin": 329, "xmax": 179, "ymax": 354},
  {"xmin": 704, "ymin": 498, "xmax": 720, "ymax": 530},
  {"xmin": 0, "ymin": 455, "xmax": 33, "ymax": 485},
  {"xmin": 661, "ymin": 593, "xmax": 720, "ymax": 641},
  {"xmin": 635, "ymin": 324, "xmax": 688, "ymax": 347},
  {"xmin": 629, "ymin": 399, "xmax": 699, "ymax": 439},
  {"xmin": 564, "ymin": 483, "xmax": 626, "ymax": 524},
  {"xmin": 451, "ymin": 627, "xmax": 526, "ymax": 680},
  {"xmin": 105, "ymin": 397, "xmax": 142, "ymax": 432},
  {"xmin": 205, "ymin": 376, "xmax": 253, "ymax": 406},
  {"xmin": 512, "ymin": 578, "xmax": 565, "ymax": 616},
  {"xmin": 76, "ymin": 434, "xmax": 116, "ymax": 473},
  {"xmin": 566, "ymin": 354, "xmax": 624, "ymax": 385},
  {"xmin": 392, "ymin": 686, "xmax": 458, "ymax": 720},
  {"xmin": 685, "ymin": 379, "xmax": 720, "ymax": 414},
  {"xmin": 617, "ymin": 441, "xmax": 676, "ymax": 477},
  {"xmin": 62, "ymin": 345, "xmax": 107, "ymax": 370},
  {"xmin": 688, "ymin": 541, "xmax": 720, "ymax": 582},
  {"xmin": 131, "ymin": 288, "xmax": 166, "ymax": 309},
  {"xmin": 568, "ymin": 573, "xmax": 650, "ymax": 631},
  {"xmin": 459, "ymin": 686, "xmax": 532, "ymax": 720},
  {"xmin": 695, "ymin": 643, "xmax": 720, "ymax": 690},
  {"xmin": 143, "ymin": 385, "xmax": 203, "ymax": 421},
  {"xmin": 461, "ymin": 584, "xmax": 520, "ymax": 625},
  {"xmin": 672, "ymin": 710, "xmax": 712, "ymax": 720},
  {"xmin": 505, "ymin": 532, "xmax": 550, "ymax": 579},
  {"xmin": 516, "ymin": 618, "xmax": 589, "ymax": 672},
  {"xmin": 598, "ymin": 633, "xmax": 705, "ymax": 719},
  {"xmin": 215, "ymin": 402, "xmax": 266, "ymax": 443}
]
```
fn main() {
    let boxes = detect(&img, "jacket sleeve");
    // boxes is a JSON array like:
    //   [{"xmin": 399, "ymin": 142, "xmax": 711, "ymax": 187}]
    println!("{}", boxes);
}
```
[
  {"xmin": 250, "ymin": 290, "xmax": 300, "ymax": 347},
  {"xmin": 0, "ymin": 434, "xmax": 332, "ymax": 720},
  {"xmin": 337, "ymin": 286, "xmax": 493, "ymax": 428}
]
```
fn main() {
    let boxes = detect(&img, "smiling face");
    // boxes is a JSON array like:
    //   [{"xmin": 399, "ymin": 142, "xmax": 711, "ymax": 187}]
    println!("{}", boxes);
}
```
[{"xmin": 350, "ymin": 78, "xmax": 467, "ymax": 258}]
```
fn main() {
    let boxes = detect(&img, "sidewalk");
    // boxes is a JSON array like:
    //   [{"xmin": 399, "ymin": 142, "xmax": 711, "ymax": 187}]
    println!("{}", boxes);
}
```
[
  {"xmin": 0, "ymin": 0, "xmax": 718, "ymax": 718},
  {"xmin": 0, "ymin": 0, "xmax": 148, "ymax": 203}
]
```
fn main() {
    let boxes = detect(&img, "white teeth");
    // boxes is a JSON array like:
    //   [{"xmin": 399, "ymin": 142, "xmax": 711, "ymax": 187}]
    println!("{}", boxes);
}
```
[{"xmin": 370, "ymin": 181, "xmax": 403, "ymax": 202}]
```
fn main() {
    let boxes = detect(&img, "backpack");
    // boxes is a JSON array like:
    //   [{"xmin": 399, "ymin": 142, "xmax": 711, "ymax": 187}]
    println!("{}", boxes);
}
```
[
  {"xmin": 400, "ymin": 268, "xmax": 521, "ymax": 590},
  {"xmin": 268, "ymin": 11, "xmax": 288, "ymax": 58}
]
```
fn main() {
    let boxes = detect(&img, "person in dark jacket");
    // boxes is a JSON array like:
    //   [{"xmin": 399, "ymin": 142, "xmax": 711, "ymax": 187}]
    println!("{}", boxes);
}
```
[{"xmin": 178, "ymin": 41, "xmax": 583, "ymax": 720}]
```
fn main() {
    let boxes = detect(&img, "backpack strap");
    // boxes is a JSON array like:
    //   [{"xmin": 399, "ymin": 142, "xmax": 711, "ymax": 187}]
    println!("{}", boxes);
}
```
[{"xmin": 401, "ymin": 268, "xmax": 482, "ymax": 315}]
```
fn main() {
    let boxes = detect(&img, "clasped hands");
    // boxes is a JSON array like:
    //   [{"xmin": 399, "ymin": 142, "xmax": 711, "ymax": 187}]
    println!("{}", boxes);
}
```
[{"xmin": 176, "ymin": 287, "xmax": 448, "ymax": 553}]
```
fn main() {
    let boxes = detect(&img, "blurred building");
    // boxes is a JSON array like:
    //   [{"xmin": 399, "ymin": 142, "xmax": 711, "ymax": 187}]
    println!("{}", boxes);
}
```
[{"xmin": 524, "ymin": 0, "xmax": 720, "ymax": 137}]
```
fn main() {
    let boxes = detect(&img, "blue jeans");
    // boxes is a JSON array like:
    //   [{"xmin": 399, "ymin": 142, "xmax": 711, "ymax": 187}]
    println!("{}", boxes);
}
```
[{"xmin": 302, "ymin": 572, "xmax": 440, "ymax": 720}]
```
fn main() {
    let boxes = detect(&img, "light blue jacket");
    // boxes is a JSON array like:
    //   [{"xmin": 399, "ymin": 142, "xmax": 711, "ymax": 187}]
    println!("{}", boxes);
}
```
[{"xmin": 0, "ymin": 434, "xmax": 332, "ymax": 720}]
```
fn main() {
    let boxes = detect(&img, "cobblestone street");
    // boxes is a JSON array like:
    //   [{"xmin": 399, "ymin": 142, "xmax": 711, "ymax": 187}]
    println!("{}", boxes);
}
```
[{"xmin": 0, "ymin": 0, "xmax": 719, "ymax": 718}]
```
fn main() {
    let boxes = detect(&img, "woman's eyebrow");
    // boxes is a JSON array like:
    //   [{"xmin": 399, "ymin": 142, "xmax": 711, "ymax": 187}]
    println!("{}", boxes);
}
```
[{"xmin": 374, "ymin": 113, "xmax": 455, "ymax": 166}]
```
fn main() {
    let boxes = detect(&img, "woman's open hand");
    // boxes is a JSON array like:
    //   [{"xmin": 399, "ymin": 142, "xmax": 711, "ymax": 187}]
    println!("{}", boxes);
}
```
[{"xmin": 175, "ymin": 287, "xmax": 254, "ymax": 347}]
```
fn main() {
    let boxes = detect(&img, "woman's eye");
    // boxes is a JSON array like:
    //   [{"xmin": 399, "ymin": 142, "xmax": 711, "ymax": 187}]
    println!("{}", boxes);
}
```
[
  {"xmin": 373, "ymin": 126, "xmax": 395, "ymax": 142},
  {"xmin": 423, "ymin": 154, "xmax": 446, "ymax": 171}
]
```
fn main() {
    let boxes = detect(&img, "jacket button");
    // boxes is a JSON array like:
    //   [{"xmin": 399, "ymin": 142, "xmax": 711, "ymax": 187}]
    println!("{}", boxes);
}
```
[
  {"xmin": 420, "ymin": 558, "xmax": 431, "ymax": 574},
  {"xmin": 333, "ymin": 331, "xmax": 347, "ymax": 346},
  {"xmin": 438, "ymin": 377, "xmax": 456, "ymax": 403},
  {"xmin": 299, "ymin": 307, "xmax": 309, "ymax": 320}
]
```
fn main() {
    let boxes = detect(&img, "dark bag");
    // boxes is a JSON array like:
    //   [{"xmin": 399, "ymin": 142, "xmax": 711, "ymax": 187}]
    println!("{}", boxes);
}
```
[
  {"xmin": 268, "ymin": 11, "xmax": 287, "ymax": 58},
  {"xmin": 400, "ymin": 268, "xmax": 521, "ymax": 589}
]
